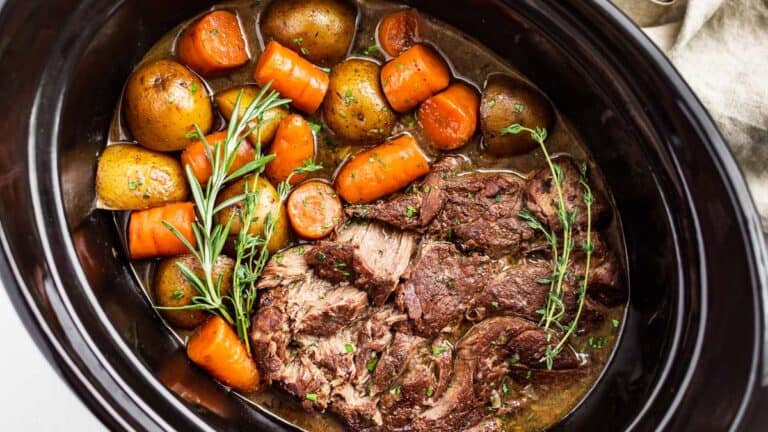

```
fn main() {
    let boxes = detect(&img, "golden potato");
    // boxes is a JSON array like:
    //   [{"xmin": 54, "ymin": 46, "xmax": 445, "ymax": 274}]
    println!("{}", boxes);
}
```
[
  {"xmin": 260, "ymin": 0, "xmax": 357, "ymax": 66},
  {"xmin": 216, "ymin": 176, "xmax": 290, "ymax": 253},
  {"xmin": 323, "ymin": 59, "xmax": 396, "ymax": 143},
  {"xmin": 96, "ymin": 144, "xmax": 188, "ymax": 210},
  {"xmin": 480, "ymin": 75, "xmax": 555, "ymax": 156},
  {"xmin": 215, "ymin": 86, "xmax": 288, "ymax": 146},
  {"xmin": 124, "ymin": 59, "xmax": 213, "ymax": 152},
  {"xmin": 154, "ymin": 255, "xmax": 234, "ymax": 329}
]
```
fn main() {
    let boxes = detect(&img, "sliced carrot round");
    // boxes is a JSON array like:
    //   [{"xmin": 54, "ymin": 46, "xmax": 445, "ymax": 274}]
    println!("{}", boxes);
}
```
[
  {"xmin": 265, "ymin": 114, "xmax": 316, "ymax": 186},
  {"xmin": 287, "ymin": 181, "xmax": 343, "ymax": 240},
  {"xmin": 377, "ymin": 8, "xmax": 422, "ymax": 57}
]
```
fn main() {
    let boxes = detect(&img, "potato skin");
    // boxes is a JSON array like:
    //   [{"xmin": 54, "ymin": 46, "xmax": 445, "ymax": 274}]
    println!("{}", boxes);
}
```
[
  {"xmin": 216, "ymin": 176, "xmax": 290, "ymax": 253},
  {"xmin": 124, "ymin": 60, "xmax": 213, "ymax": 152},
  {"xmin": 154, "ymin": 255, "xmax": 234, "ymax": 329},
  {"xmin": 261, "ymin": 0, "xmax": 357, "ymax": 66},
  {"xmin": 96, "ymin": 144, "xmax": 188, "ymax": 210},
  {"xmin": 215, "ymin": 86, "xmax": 288, "ymax": 145},
  {"xmin": 480, "ymin": 75, "xmax": 555, "ymax": 156},
  {"xmin": 323, "ymin": 59, "xmax": 396, "ymax": 143}
]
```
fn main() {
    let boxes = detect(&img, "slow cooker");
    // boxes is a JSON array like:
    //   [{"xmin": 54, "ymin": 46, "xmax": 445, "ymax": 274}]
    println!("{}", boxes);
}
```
[{"xmin": 1, "ymin": 0, "xmax": 767, "ymax": 430}]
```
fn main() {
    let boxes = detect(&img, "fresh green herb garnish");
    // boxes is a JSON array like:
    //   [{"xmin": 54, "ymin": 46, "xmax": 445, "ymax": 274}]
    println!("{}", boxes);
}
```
[
  {"xmin": 612, "ymin": 319, "xmax": 620, "ymax": 328},
  {"xmin": 128, "ymin": 178, "xmax": 143, "ymax": 190},
  {"xmin": 189, "ymin": 83, "xmax": 199, "ymax": 94},
  {"xmin": 503, "ymin": 124, "xmax": 594, "ymax": 371},
  {"xmin": 362, "ymin": 44, "xmax": 380, "ymax": 56},
  {"xmin": 389, "ymin": 386, "xmax": 401, "ymax": 396},
  {"xmin": 171, "ymin": 290, "xmax": 184, "ymax": 300},
  {"xmin": 366, "ymin": 356, "xmax": 379, "ymax": 372},
  {"xmin": 491, "ymin": 300, "xmax": 499, "ymax": 309},
  {"xmin": 306, "ymin": 393, "xmax": 318, "ymax": 402},
  {"xmin": 344, "ymin": 343, "xmax": 355, "ymax": 353},
  {"xmin": 405, "ymin": 206, "xmax": 417, "ymax": 218},
  {"xmin": 432, "ymin": 342, "xmax": 450, "ymax": 355}
]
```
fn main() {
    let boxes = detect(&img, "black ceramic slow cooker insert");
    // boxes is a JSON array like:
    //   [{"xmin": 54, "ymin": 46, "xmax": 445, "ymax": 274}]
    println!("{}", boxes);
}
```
[{"xmin": 0, "ymin": 0, "xmax": 766, "ymax": 431}]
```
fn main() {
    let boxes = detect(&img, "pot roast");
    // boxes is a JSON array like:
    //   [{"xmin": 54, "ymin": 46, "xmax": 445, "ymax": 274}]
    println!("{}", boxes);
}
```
[{"xmin": 251, "ymin": 158, "xmax": 624, "ymax": 431}]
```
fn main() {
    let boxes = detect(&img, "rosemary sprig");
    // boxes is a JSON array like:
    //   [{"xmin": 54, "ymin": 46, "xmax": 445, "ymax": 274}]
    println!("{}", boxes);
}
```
[
  {"xmin": 160, "ymin": 85, "xmax": 291, "ymax": 325},
  {"xmin": 502, "ymin": 124, "xmax": 594, "ymax": 369}
]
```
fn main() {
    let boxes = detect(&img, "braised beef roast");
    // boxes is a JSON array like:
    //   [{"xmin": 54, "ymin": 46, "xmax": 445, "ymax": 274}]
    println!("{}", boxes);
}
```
[{"xmin": 251, "ymin": 158, "xmax": 624, "ymax": 431}]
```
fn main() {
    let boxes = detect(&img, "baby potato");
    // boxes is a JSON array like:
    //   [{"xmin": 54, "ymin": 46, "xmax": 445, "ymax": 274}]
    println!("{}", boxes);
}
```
[
  {"xmin": 154, "ymin": 255, "xmax": 234, "ymax": 329},
  {"xmin": 323, "ymin": 59, "xmax": 396, "ymax": 143},
  {"xmin": 124, "ymin": 59, "xmax": 213, "ymax": 152},
  {"xmin": 215, "ymin": 86, "xmax": 288, "ymax": 146},
  {"xmin": 216, "ymin": 176, "xmax": 290, "ymax": 253},
  {"xmin": 261, "ymin": 0, "xmax": 357, "ymax": 66},
  {"xmin": 96, "ymin": 144, "xmax": 188, "ymax": 210},
  {"xmin": 480, "ymin": 75, "xmax": 555, "ymax": 156}
]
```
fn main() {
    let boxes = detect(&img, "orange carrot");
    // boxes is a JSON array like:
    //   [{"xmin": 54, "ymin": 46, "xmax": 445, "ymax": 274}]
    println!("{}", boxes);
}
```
[
  {"xmin": 287, "ymin": 181, "xmax": 343, "ymax": 239},
  {"xmin": 377, "ymin": 9, "xmax": 422, "ymax": 57},
  {"xmin": 187, "ymin": 316, "xmax": 260, "ymax": 393},
  {"xmin": 265, "ymin": 114, "xmax": 316, "ymax": 186},
  {"xmin": 178, "ymin": 10, "xmax": 250, "ymax": 77},
  {"xmin": 380, "ymin": 44, "xmax": 451, "ymax": 113},
  {"xmin": 129, "ymin": 202, "xmax": 196, "ymax": 260},
  {"xmin": 418, "ymin": 83, "xmax": 480, "ymax": 150},
  {"xmin": 181, "ymin": 131, "xmax": 256, "ymax": 184},
  {"xmin": 335, "ymin": 134, "xmax": 430, "ymax": 204},
  {"xmin": 253, "ymin": 41, "xmax": 329, "ymax": 114}
]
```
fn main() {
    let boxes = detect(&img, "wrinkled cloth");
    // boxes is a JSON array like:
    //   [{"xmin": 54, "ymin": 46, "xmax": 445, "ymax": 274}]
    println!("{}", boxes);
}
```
[{"xmin": 617, "ymin": 0, "xmax": 768, "ymax": 231}]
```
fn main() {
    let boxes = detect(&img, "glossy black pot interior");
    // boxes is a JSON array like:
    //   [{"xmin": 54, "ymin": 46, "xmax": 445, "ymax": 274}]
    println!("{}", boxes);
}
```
[{"xmin": 0, "ymin": 0, "xmax": 766, "ymax": 431}]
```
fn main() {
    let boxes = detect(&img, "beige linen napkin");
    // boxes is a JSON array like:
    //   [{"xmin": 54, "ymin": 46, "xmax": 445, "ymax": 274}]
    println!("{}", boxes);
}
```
[{"xmin": 616, "ymin": 0, "xmax": 768, "ymax": 231}]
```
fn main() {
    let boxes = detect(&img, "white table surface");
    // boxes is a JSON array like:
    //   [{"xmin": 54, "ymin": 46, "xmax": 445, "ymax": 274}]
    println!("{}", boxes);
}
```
[{"xmin": 0, "ymin": 287, "xmax": 105, "ymax": 431}]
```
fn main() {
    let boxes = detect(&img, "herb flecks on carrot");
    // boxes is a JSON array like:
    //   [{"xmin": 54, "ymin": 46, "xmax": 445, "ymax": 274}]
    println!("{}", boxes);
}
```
[
  {"xmin": 335, "ymin": 134, "xmax": 430, "ymax": 204},
  {"xmin": 181, "ymin": 131, "xmax": 256, "ymax": 184},
  {"xmin": 287, "ymin": 181, "xmax": 343, "ymax": 240},
  {"xmin": 187, "ymin": 316, "xmax": 261, "ymax": 392},
  {"xmin": 129, "ymin": 202, "xmax": 196, "ymax": 260},
  {"xmin": 265, "ymin": 114, "xmax": 316, "ymax": 186},
  {"xmin": 381, "ymin": 44, "xmax": 451, "ymax": 113},
  {"xmin": 178, "ymin": 10, "xmax": 250, "ymax": 77},
  {"xmin": 418, "ymin": 83, "xmax": 479, "ymax": 150},
  {"xmin": 253, "ymin": 41, "xmax": 330, "ymax": 114},
  {"xmin": 377, "ymin": 8, "xmax": 422, "ymax": 57}
]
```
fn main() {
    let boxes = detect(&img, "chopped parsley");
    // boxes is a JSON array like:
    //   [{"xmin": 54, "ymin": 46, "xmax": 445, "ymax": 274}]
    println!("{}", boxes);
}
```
[
  {"xmin": 588, "ymin": 336, "xmax": 607, "ymax": 349},
  {"xmin": 506, "ymin": 354, "xmax": 520, "ymax": 365},
  {"xmin": 514, "ymin": 102, "xmax": 526, "ymax": 113},
  {"xmin": 189, "ymin": 83, "xmax": 199, "ymax": 94},
  {"xmin": 491, "ymin": 300, "xmax": 499, "ymax": 309},
  {"xmin": 344, "ymin": 89, "xmax": 357, "ymax": 106},
  {"xmin": 432, "ymin": 343, "xmax": 450, "ymax": 355},
  {"xmin": 314, "ymin": 252, "xmax": 326, "ymax": 261},
  {"xmin": 405, "ymin": 206, "xmax": 417, "ymax": 218},
  {"xmin": 306, "ymin": 393, "xmax": 317, "ymax": 402},
  {"xmin": 344, "ymin": 343, "xmax": 355, "ymax": 353},
  {"xmin": 425, "ymin": 387, "xmax": 434, "ymax": 397},
  {"xmin": 612, "ymin": 319, "xmax": 620, "ymax": 328},
  {"xmin": 171, "ymin": 290, "xmax": 184, "ymax": 300},
  {"xmin": 128, "ymin": 178, "xmax": 143, "ymax": 190},
  {"xmin": 389, "ymin": 386, "xmax": 401, "ymax": 396},
  {"xmin": 366, "ymin": 356, "xmax": 378, "ymax": 372},
  {"xmin": 209, "ymin": 28, "xmax": 219, "ymax": 36}
]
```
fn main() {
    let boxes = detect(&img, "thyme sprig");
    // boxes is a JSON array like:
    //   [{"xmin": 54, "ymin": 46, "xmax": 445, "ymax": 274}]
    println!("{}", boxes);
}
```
[
  {"xmin": 160, "ymin": 85, "xmax": 290, "ymax": 325},
  {"xmin": 501, "ymin": 124, "xmax": 594, "ymax": 369},
  {"xmin": 229, "ymin": 159, "xmax": 322, "ymax": 354}
]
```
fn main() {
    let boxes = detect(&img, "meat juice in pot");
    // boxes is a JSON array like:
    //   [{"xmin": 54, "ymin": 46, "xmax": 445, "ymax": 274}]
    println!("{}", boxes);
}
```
[{"xmin": 104, "ymin": 1, "xmax": 628, "ymax": 430}]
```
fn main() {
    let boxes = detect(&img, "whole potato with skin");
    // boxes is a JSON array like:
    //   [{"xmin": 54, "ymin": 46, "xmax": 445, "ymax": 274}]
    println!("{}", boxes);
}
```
[
  {"xmin": 154, "ymin": 255, "xmax": 234, "ymax": 329},
  {"xmin": 96, "ymin": 144, "xmax": 188, "ymax": 210},
  {"xmin": 480, "ymin": 75, "xmax": 555, "ymax": 156},
  {"xmin": 323, "ymin": 59, "xmax": 396, "ymax": 143},
  {"xmin": 216, "ymin": 176, "xmax": 289, "ymax": 253},
  {"xmin": 215, "ymin": 86, "xmax": 288, "ymax": 146},
  {"xmin": 124, "ymin": 60, "xmax": 213, "ymax": 152},
  {"xmin": 260, "ymin": 0, "xmax": 357, "ymax": 66}
]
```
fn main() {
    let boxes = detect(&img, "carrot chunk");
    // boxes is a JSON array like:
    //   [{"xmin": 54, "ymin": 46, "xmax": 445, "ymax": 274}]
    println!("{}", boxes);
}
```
[
  {"xmin": 178, "ymin": 10, "xmax": 250, "ymax": 77},
  {"xmin": 181, "ymin": 131, "xmax": 256, "ymax": 184},
  {"xmin": 187, "ymin": 316, "xmax": 261, "ymax": 393},
  {"xmin": 335, "ymin": 134, "xmax": 430, "ymax": 204},
  {"xmin": 129, "ymin": 202, "xmax": 196, "ymax": 260},
  {"xmin": 380, "ymin": 44, "xmax": 451, "ymax": 113},
  {"xmin": 377, "ymin": 8, "xmax": 422, "ymax": 57},
  {"xmin": 287, "ymin": 181, "xmax": 343, "ymax": 240},
  {"xmin": 253, "ymin": 41, "xmax": 330, "ymax": 114},
  {"xmin": 265, "ymin": 114, "xmax": 316, "ymax": 186},
  {"xmin": 418, "ymin": 83, "xmax": 480, "ymax": 150}
]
